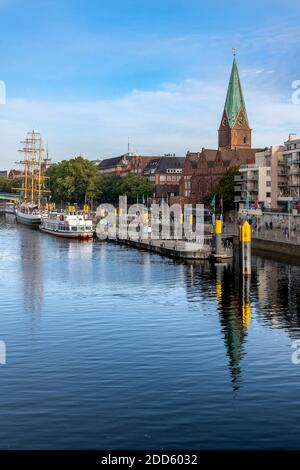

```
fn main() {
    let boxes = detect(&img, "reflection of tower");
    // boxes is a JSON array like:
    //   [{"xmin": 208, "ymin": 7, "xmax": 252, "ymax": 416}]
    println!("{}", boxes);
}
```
[
  {"xmin": 20, "ymin": 228, "xmax": 43, "ymax": 318},
  {"xmin": 215, "ymin": 263, "xmax": 251, "ymax": 391}
]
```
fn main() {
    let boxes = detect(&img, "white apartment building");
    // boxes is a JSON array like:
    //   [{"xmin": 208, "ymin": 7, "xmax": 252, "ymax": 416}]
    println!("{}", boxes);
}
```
[{"xmin": 234, "ymin": 162, "xmax": 271, "ymax": 208}]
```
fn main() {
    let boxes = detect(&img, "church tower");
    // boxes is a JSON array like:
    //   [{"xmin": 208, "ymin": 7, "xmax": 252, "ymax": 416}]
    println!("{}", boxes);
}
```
[{"xmin": 218, "ymin": 53, "xmax": 251, "ymax": 149}]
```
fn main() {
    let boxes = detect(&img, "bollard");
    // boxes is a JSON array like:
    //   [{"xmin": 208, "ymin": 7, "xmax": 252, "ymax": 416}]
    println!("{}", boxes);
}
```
[
  {"xmin": 240, "ymin": 220, "xmax": 251, "ymax": 276},
  {"xmin": 214, "ymin": 219, "xmax": 223, "ymax": 257}
]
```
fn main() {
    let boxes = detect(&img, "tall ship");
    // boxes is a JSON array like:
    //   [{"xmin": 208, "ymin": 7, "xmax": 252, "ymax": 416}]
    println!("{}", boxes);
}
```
[
  {"xmin": 14, "ymin": 130, "xmax": 50, "ymax": 226},
  {"xmin": 40, "ymin": 211, "xmax": 94, "ymax": 239}
]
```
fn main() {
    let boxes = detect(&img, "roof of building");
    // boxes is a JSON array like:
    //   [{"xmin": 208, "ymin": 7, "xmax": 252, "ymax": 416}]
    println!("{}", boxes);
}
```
[
  {"xmin": 224, "ymin": 58, "xmax": 249, "ymax": 128},
  {"xmin": 143, "ymin": 156, "xmax": 185, "ymax": 175},
  {"xmin": 98, "ymin": 155, "xmax": 128, "ymax": 170}
]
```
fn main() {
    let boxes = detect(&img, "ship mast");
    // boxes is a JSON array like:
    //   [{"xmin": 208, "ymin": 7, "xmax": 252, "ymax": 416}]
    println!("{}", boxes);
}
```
[{"xmin": 14, "ymin": 130, "xmax": 50, "ymax": 207}]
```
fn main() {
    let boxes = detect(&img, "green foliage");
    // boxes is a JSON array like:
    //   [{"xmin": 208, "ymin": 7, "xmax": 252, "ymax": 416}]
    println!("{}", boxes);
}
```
[
  {"xmin": 0, "ymin": 176, "xmax": 19, "ymax": 193},
  {"xmin": 100, "ymin": 173, "xmax": 154, "ymax": 203},
  {"xmin": 46, "ymin": 157, "xmax": 102, "ymax": 203},
  {"xmin": 204, "ymin": 166, "xmax": 240, "ymax": 211},
  {"xmin": 46, "ymin": 157, "xmax": 154, "ymax": 204}
]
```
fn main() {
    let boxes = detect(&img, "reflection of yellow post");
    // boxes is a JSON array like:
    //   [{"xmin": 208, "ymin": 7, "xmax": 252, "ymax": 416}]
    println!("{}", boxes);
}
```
[
  {"xmin": 241, "ymin": 275, "xmax": 251, "ymax": 327},
  {"xmin": 240, "ymin": 221, "xmax": 251, "ymax": 276}
]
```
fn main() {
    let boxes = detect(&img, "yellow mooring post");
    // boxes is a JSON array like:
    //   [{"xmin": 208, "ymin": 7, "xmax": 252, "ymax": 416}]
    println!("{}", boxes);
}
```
[
  {"xmin": 214, "ymin": 219, "xmax": 223, "ymax": 257},
  {"xmin": 240, "ymin": 220, "xmax": 252, "ymax": 276}
]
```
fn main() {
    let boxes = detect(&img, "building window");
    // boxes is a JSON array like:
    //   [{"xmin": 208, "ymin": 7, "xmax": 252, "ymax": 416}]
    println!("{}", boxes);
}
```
[
  {"xmin": 266, "ymin": 192, "xmax": 271, "ymax": 198},
  {"xmin": 243, "ymin": 137, "xmax": 247, "ymax": 144},
  {"xmin": 266, "ymin": 181, "xmax": 271, "ymax": 187}
]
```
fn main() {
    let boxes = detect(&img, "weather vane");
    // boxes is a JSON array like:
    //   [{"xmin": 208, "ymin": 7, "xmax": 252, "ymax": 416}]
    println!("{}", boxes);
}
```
[{"xmin": 232, "ymin": 47, "xmax": 237, "ymax": 57}]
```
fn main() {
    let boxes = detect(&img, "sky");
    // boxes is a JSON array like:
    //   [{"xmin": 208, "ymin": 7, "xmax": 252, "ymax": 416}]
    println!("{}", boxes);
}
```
[{"xmin": 0, "ymin": 0, "xmax": 300, "ymax": 167}]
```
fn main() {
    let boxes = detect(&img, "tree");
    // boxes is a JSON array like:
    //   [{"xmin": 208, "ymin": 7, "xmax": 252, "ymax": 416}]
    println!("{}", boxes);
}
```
[
  {"xmin": 0, "ymin": 176, "xmax": 20, "ymax": 193},
  {"xmin": 46, "ymin": 157, "xmax": 102, "ymax": 204},
  {"xmin": 204, "ymin": 166, "xmax": 240, "ymax": 212},
  {"xmin": 118, "ymin": 173, "xmax": 154, "ymax": 202},
  {"xmin": 100, "ymin": 173, "xmax": 154, "ymax": 203}
]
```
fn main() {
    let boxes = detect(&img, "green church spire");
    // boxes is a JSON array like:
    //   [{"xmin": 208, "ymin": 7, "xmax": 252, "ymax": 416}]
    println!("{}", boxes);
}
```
[{"xmin": 224, "ymin": 57, "xmax": 249, "ymax": 128}]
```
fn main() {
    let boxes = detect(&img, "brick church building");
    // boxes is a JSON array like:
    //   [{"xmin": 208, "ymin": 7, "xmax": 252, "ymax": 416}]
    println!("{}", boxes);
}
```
[{"xmin": 178, "ymin": 55, "xmax": 259, "ymax": 205}]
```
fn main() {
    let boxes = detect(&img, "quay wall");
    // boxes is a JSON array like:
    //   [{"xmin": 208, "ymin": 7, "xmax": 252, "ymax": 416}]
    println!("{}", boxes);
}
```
[{"xmin": 234, "ymin": 236, "xmax": 300, "ymax": 264}]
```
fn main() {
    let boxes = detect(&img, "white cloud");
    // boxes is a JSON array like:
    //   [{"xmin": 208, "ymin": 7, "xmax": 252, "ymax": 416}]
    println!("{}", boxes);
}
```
[{"xmin": 0, "ymin": 75, "xmax": 300, "ymax": 168}]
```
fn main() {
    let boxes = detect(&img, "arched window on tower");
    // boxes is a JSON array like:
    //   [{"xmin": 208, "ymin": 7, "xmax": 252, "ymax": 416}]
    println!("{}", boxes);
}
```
[{"xmin": 243, "ymin": 136, "xmax": 247, "ymax": 144}]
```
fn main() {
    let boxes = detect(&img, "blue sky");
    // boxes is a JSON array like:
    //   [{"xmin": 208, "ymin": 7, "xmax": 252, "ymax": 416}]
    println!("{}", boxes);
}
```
[{"xmin": 0, "ymin": 0, "xmax": 300, "ymax": 165}]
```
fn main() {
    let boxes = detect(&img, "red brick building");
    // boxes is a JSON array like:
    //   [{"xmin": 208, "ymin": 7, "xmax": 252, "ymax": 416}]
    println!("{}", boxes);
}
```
[{"xmin": 143, "ymin": 156, "xmax": 185, "ymax": 202}]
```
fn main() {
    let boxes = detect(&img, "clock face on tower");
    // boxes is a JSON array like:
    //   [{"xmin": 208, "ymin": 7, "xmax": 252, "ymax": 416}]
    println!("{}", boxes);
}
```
[
  {"xmin": 237, "ymin": 116, "xmax": 246, "ymax": 127},
  {"xmin": 222, "ymin": 117, "xmax": 228, "ymax": 127}
]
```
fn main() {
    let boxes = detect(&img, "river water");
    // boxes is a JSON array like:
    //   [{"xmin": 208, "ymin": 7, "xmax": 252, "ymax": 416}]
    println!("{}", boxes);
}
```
[{"xmin": 0, "ymin": 213, "xmax": 300, "ymax": 449}]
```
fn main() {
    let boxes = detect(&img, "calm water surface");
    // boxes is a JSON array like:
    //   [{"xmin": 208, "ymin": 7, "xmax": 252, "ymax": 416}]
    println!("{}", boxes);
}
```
[{"xmin": 0, "ymin": 214, "xmax": 300, "ymax": 449}]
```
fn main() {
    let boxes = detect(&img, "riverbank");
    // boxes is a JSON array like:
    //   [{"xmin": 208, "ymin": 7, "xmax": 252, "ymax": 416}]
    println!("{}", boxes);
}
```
[{"xmin": 233, "ymin": 233, "xmax": 300, "ymax": 265}]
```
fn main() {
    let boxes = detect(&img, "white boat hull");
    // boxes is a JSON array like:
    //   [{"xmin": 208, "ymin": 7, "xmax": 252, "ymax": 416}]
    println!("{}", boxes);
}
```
[
  {"xmin": 39, "ymin": 226, "xmax": 94, "ymax": 239},
  {"xmin": 16, "ymin": 210, "xmax": 42, "ymax": 226}
]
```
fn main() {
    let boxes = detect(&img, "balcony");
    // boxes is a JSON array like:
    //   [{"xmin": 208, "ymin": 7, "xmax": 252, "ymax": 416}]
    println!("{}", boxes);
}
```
[
  {"xmin": 247, "ymin": 175, "xmax": 258, "ymax": 181},
  {"xmin": 234, "ymin": 175, "xmax": 244, "ymax": 182}
]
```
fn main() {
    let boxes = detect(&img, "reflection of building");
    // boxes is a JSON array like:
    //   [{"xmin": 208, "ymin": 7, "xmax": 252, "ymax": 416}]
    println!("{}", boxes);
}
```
[
  {"xmin": 214, "ymin": 263, "xmax": 250, "ymax": 391},
  {"xmin": 183, "ymin": 260, "xmax": 251, "ymax": 391}
]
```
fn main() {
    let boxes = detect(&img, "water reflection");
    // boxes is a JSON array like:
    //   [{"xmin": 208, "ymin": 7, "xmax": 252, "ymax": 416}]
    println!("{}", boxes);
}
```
[
  {"xmin": 183, "ymin": 256, "xmax": 300, "ymax": 391},
  {"xmin": 19, "ymin": 225, "xmax": 43, "ymax": 319},
  {"xmin": 215, "ymin": 263, "xmax": 251, "ymax": 391},
  {"xmin": 2, "ymin": 214, "xmax": 300, "ymax": 448}
]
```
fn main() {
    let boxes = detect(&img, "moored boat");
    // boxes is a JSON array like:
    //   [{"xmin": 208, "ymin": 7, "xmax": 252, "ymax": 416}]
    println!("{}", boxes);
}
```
[
  {"xmin": 4, "ymin": 202, "xmax": 16, "ymax": 214},
  {"xmin": 14, "ymin": 130, "xmax": 50, "ymax": 227},
  {"xmin": 40, "ymin": 211, "xmax": 94, "ymax": 239},
  {"xmin": 16, "ymin": 204, "xmax": 42, "ymax": 226}
]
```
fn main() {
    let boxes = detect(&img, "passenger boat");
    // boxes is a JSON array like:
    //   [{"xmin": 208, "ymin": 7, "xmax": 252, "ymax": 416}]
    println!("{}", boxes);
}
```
[
  {"xmin": 16, "ymin": 203, "xmax": 42, "ymax": 226},
  {"xmin": 4, "ymin": 202, "xmax": 16, "ymax": 214},
  {"xmin": 40, "ymin": 212, "xmax": 94, "ymax": 239}
]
